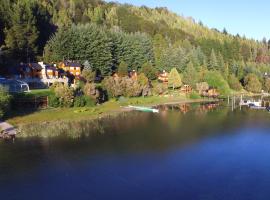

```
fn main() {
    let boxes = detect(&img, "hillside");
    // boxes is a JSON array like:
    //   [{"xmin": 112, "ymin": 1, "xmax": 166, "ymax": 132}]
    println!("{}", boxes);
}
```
[{"xmin": 0, "ymin": 0, "xmax": 270, "ymax": 93}]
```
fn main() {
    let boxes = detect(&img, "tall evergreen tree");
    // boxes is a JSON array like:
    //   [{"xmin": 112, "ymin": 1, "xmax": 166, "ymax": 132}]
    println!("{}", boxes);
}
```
[
  {"xmin": 5, "ymin": 0, "xmax": 39, "ymax": 62},
  {"xmin": 183, "ymin": 61, "xmax": 199, "ymax": 87},
  {"xmin": 208, "ymin": 49, "xmax": 218, "ymax": 70},
  {"xmin": 168, "ymin": 68, "xmax": 182, "ymax": 90}
]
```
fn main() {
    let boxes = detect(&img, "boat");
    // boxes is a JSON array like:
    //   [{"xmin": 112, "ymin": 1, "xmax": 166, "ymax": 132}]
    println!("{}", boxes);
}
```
[
  {"xmin": 127, "ymin": 105, "xmax": 159, "ymax": 113},
  {"xmin": 249, "ymin": 105, "xmax": 266, "ymax": 110},
  {"xmin": 240, "ymin": 100, "xmax": 262, "ymax": 107}
]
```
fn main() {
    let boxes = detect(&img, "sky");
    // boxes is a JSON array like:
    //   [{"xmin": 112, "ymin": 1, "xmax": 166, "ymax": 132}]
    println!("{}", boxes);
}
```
[{"xmin": 106, "ymin": 0, "xmax": 269, "ymax": 41}]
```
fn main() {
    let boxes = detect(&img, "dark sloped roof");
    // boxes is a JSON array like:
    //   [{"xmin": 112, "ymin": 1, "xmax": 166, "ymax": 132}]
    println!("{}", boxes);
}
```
[
  {"xmin": 64, "ymin": 61, "xmax": 82, "ymax": 67},
  {"xmin": 29, "ymin": 63, "xmax": 42, "ymax": 70}
]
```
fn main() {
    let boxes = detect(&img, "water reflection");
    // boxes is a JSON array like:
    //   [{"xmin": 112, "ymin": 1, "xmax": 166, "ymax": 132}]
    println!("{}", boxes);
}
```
[{"xmin": 1, "ymin": 102, "xmax": 270, "ymax": 199}]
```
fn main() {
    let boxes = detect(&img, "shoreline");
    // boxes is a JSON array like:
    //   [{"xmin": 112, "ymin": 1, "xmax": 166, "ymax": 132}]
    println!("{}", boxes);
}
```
[{"xmin": 7, "ymin": 97, "xmax": 219, "ymax": 138}]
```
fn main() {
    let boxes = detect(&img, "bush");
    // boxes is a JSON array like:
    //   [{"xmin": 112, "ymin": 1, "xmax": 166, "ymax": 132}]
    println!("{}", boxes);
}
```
[
  {"xmin": 84, "ymin": 96, "xmax": 96, "ymax": 107},
  {"xmin": 124, "ymin": 78, "xmax": 142, "ymax": 97},
  {"xmin": 0, "ymin": 86, "xmax": 11, "ymax": 118},
  {"xmin": 189, "ymin": 91, "xmax": 201, "ymax": 99},
  {"xmin": 196, "ymin": 82, "xmax": 209, "ymax": 93},
  {"xmin": 48, "ymin": 94, "xmax": 60, "ymax": 108},
  {"xmin": 83, "ymin": 83, "xmax": 100, "ymax": 102},
  {"xmin": 74, "ymin": 96, "xmax": 86, "ymax": 107},
  {"xmin": 103, "ymin": 76, "xmax": 152, "ymax": 98},
  {"xmin": 74, "ymin": 95, "xmax": 96, "ymax": 107},
  {"xmin": 228, "ymin": 75, "xmax": 242, "ymax": 91},
  {"xmin": 153, "ymin": 83, "xmax": 167, "ymax": 95},
  {"xmin": 141, "ymin": 62, "xmax": 157, "ymax": 80},
  {"xmin": 264, "ymin": 78, "xmax": 270, "ymax": 93},
  {"xmin": 82, "ymin": 69, "xmax": 96, "ymax": 83},
  {"xmin": 204, "ymin": 71, "xmax": 231, "ymax": 96},
  {"xmin": 52, "ymin": 84, "xmax": 74, "ymax": 107},
  {"xmin": 244, "ymin": 73, "xmax": 262, "ymax": 93},
  {"xmin": 102, "ymin": 76, "xmax": 124, "ymax": 98}
]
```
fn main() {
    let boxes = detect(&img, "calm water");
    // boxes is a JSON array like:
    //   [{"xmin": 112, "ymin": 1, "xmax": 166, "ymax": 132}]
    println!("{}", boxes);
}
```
[{"xmin": 1, "ymin": 103, "xmax": 270, "ymax": 200}]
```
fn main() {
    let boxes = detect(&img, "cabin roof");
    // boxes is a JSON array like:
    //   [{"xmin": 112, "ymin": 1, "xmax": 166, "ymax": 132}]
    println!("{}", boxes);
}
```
[
  {"xmin": 63, "ymin": 61, "xmax": 82, "ymax": 67},
  {"xmin": 28, "ymin": 63, "xmax": 42, "ymax": 70}
]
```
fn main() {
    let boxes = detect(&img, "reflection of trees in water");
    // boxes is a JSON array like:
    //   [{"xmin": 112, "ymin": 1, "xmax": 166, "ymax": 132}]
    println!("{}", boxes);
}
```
[{"xmin": 2, "ymin": 104, "xmax": 270, "ymax": 179}]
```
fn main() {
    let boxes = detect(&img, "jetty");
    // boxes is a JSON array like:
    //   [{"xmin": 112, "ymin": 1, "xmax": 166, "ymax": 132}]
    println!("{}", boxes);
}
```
[{"xmin": 0, "ymin": 121, "xmax": 16, "ymax": 140}]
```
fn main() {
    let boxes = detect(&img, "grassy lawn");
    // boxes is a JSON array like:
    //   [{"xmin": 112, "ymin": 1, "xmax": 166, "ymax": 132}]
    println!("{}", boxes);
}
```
[
  {"xmin": 7, "ymin": 94, "xmax": 209, "ymax": 126},
  {"xmin": 26, "ymin": 89, "xmax": 53, "ymax": 97}
]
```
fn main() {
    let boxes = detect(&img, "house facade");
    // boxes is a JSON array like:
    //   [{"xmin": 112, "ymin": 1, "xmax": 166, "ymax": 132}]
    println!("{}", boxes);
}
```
[
  {"xmin": 59, "ymin": 61, "xmax": 82, "ymax": 76},
  {"xmin": 158, "ymin": 70, "xmax": 168, "ymax": 83}
]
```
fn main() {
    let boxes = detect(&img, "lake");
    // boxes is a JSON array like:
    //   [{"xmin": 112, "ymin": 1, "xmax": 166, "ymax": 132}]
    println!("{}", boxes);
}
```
[{"xmin": 1, "ymin": 103, "xmax": 270, "ymax": 200}]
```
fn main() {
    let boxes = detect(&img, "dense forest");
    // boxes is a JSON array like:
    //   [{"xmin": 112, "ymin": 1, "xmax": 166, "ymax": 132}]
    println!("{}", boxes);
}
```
[{"xmin": 1, "ymin": 0, "xmax": 270, "ymax": 93}]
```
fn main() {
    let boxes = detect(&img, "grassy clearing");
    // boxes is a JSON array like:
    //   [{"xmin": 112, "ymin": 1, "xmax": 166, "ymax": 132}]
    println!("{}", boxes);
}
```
[
  {"xmin": 26, "ymin": 89, "xmax": 53, "ymax": 97},
  {"xmin": 7, "ymin": 94, "xmax": 212, "ymax": 126}
]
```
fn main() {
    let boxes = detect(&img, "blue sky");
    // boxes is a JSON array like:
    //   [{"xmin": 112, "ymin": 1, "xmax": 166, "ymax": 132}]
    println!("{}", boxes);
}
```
[{"xmin": 106, "ymin": 0, "xmax": 269, "ymax": 40}]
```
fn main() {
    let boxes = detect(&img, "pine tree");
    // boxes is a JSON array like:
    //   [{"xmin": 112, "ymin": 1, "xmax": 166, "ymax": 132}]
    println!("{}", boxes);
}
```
[
  {"xmin": 83, "ymin": 60, "xmax": 92, "ymax": 71},
  {"xmin": 183, "ymin": 61, "xmax": 199, "ymax": 87},
  {"xmin": 5, "ymin": 0, "xmax": 39, "ymax": 62},
  {"xmin": 168, "ymin": 68, "xmax": 182, "ymax": 90},
  {"xmin": 217, "ymin": 52, "xmax": 225, "ymax": 72},
  {"xmin": 118, "ymin": 61, "xmax": 128, "ymax": 77},
  {"xmin": 208, "ymin": 49, "xmax": 218, "ymax": 71},
  {"xmin": 141, "ymin": 62, "xmax": 156, "ymax": 80},
  {"xmin": 153, "ymin": 34, "xmax": 167, "ymax": 70}
]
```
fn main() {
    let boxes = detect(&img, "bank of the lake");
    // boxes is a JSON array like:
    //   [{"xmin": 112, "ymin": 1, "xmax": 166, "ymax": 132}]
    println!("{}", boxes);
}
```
[{"xmin": 7, "ymin": 95, "xmax": 218, "ymax": 138}]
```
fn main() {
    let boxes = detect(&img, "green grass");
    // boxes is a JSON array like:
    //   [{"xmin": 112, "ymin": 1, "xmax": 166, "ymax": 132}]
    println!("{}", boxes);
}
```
[
  {"xmin": 27, "ymin": 89, "xmax": 53, "ymax": 97},
  {"xmin": 7, "ymin": 94, "xmax": 212, "ymax": 126},
  {"xmin": 12, "ymin": 89, "xmax": 53, "ymax": 100}
]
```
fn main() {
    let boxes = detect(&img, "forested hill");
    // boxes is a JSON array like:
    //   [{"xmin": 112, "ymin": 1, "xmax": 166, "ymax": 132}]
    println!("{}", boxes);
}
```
[{"xmin": 1, "ymin": 0, "xmax": 270, "ymax": 80}]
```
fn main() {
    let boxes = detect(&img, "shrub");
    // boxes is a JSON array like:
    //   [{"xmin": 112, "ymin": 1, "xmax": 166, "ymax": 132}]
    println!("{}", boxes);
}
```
[
  {"xmin": 82, "ymin": 69, "xmax": 96, "ymax": 83},
  {"xmin": 102, "ymin": 76, "xmax": 124, "ymax": 98},
  {"xmin": 74, "ymin": 96, "xmax": 86, "ymax": 107},
  {"xmin": 124, "ymin": 78, "xmax": 142, "ymax": 97},
  {"xmin": 141, "ymin": 62, "xmax": 157, "ymax": 80},
  {"xmin": 228, "ymin": 75, "xmax": 242, "ymax": 91},
  {"xmin": 244, "ymin": 73, "xmax": 262, "ymax": 93},
  {"xmin": 0, "ymin": 86, "xmax": 11, "ymax": 118},
  {"xmin": 264, "ymin": 78, "xmax": 270, "ymax": 93},
  {"xmin": 53, "ymin": 84, "xmax": 74, "ymax": 107},
  {"xmin": 204, "ymin": 71, "xmax": 231, "ymax": 95},
  {"xmin": 83, "ymin": 83, "xmax": 101, "ymax": 102},
  {"xmin": 74, "ymin": 95, "xmax": 96, "ymax": 107},
  {"xmin": 196, "ymin": 82, "xmax": 209, "ymax": 93},
  {"xmin": 189, "ymin": 91, "xmax": 201, "ymax": 99},
  {"xmin": 84, "ymin": 96, "xmax": 96, "ymax": 107},
  {"xmin": 153, "ymin": 83, "xmax": 167, "ymax": 95},
  {"xmin": 48, "ymin": 94, "xmax": 60, "ymax": 108}
]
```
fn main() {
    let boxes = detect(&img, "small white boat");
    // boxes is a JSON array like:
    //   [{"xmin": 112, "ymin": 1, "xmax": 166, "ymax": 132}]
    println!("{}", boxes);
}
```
[
  {"xmin": 240, "ymin": 100, "xmax": 262, "ymax": 107},
  {"xmin": 127, "ymin": 105, "xmax": 159, "ymax": 113}
]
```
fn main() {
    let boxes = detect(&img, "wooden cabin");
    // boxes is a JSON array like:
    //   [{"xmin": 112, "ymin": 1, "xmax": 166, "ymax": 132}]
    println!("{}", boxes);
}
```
[
  {"xmin": 201, "ymin": 88, "xmax": 219, "ymax": 98},
  {"xmin": 207, "ymin": 88, "xmax": 219, "ymax": 98},
  {"xmin": 18, "ymin": 63, "xmax": 42, "ymax": 79},
  {"xmin": 158, "ymin": 70, "xmax": 168, "ymax": 83},
  {"xmin": 181, "ymin": 85, "xmax": 192, "ymax": 93},
  {"xmin": 59, "ymin": 61, "xmax": 82, "ymax": 76},
  {"xmin": 39, "ymin": 62, "xmax": 59, "ymax": 79}
]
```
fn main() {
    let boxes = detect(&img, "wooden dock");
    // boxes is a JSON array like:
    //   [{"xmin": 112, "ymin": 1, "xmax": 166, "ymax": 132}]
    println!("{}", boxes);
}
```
[{"xmin": 0, "ymin": 121, "xmax": 16, "ymax": 139}]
